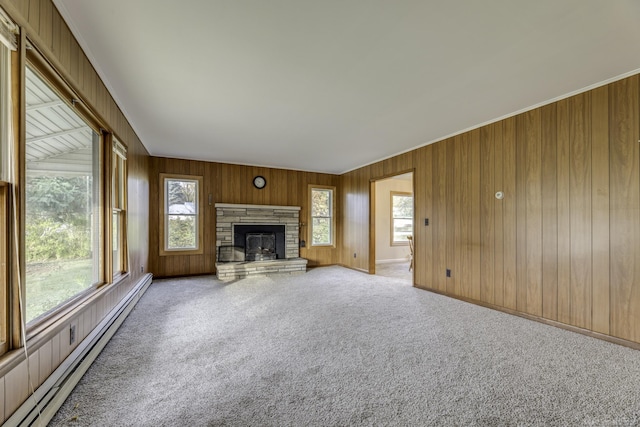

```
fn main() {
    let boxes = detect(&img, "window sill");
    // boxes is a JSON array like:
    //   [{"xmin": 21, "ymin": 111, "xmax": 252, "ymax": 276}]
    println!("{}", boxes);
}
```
[{"xmin": 159, "ymin": 249, "xmax": 204, "ymax": 256}]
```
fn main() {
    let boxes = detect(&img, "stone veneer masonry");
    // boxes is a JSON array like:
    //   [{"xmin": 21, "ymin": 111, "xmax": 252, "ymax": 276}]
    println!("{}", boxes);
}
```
[{"xmin": 215, "ymin": 203, "xmax": 307, "ymax": 281}]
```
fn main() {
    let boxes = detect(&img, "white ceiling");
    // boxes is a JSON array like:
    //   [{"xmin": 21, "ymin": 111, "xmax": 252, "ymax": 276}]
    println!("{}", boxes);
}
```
[{"xmin": 54, "ymin": 0, "xmax": 640, "ymax": 174}]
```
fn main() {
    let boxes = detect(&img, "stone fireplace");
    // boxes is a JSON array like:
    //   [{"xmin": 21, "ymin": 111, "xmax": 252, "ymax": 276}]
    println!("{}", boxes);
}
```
[{"xmin": 215, "ymin": 203, "xmax": 307, "ymax": 281}]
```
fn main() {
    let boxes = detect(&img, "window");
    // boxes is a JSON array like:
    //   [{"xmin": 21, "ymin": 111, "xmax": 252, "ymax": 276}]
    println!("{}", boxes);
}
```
[
  {"xmin": 25, "ymin": 66, "xmax": 102, "ymax": 323},
  {"xmin": 112, "ymin": 139, "xmax": 127, "ymax": 276},
  {"xmin": 160, "ymin": 174, "xmax": 203, "ymax": 255},
  {"xmin": 391, "ymin": 192, "xmax": 413, "ymax": 245},
  {"xmin": 310, "ymin": 186, "xmax": 335, "ymax": 246}
]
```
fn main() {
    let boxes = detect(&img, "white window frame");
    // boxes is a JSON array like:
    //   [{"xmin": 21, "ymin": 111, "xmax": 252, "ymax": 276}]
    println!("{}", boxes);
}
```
[
  {"xmin": 309, "ymin": 185, "xmax": 335, "ymax": 247},
  {"xmin": 391, "ymin": 191, "xmax": 413, "ymax": 246},
  {"xmin": 160, "ymin": 173, "xmax": 203, "ymax": 256},
  {"xmin": 112, "ymin": 139, "xmax": 127, "ymax": 276}
]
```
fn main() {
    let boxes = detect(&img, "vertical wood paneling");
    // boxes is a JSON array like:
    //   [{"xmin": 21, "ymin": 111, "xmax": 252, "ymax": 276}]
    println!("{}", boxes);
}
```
[
  {"xmin": 458, "ymin": 133, "xmax": 471, "ymax": 298},
  {"xmin": 433, "ymin": 142, "xmax": 448, "ymax": 292},
  {"xmin": 69, "ymin": 37, "xmax": 79, "ymax": 82},
  {"xmin": 591, "ymin": 85, "xmax": 610, "ymax": 335},
  {"xmin": 556, "ymin": 99, "xmax": 571, "ymax": 324},
  {"xmin": 610, "ymin": 75, "xmax": 640, "ymax": 342},
  {"xmin": 358, "ymin": 167, "xmax": 370, "ymax": 271},
  {"xmin": 516, "ymin": 114, "xmax": 527, "ymax": 313},
  {"xmin": 480, "ymin": 124, "xmax": 496, "ymax": 304},
  {"xmin": 447, "ymin": 137, "xmax": 458, "ymax": 295},
  {"xmin": 27, "ymin": 0, "xmax": 39, "ymax": 33},
  {"xmin": 38, "ymin": 340, "xmax": 51, "ymax": 383},
  {"xmin": 541, "ymin": 104, "xmax": 558, "ymax": 321},
  {"xmin": 38, "ymin": 0, "xmax": 52, "ymax": 48},
  {"xmin": 4, "ymin": 359, "xmax": 27, "ymax": 418},
  {"xmin": 525, "ymin": 109, "xmax": 543, "ymax": 317},
  {"xmin": 502, "ymin": 117, "xmax": 517, "ymax": 310},
  {"xmin": 470, "ymin": 129, "xmax": 481, "ymax": 301},
  {"xmin": 569, "ymin": 92, "xmax": 592, "ymax": 329},
  {"xmin": 58, "ymin": 18, "xmax": 70, "ymax": 71},
  {"xmin": 414, "ymin": 146, "xmax": 432, "ymax": 289},
  {"xmin": 493, "ymin": 123, "xmax": 505, "ymax": 307},
  {"xmin": 28, "ymin": 351, "xmax": 38, "ymax": 391},
  {"xmin": 50, "ymin": 5, "xmax": 60, "ymax": 56},
  {"xmin": 50, "ymin": 332, "xmax": 60, "ymax": 368}
]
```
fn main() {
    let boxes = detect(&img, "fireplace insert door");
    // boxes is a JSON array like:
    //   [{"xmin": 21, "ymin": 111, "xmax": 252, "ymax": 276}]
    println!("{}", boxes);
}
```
[{"xmin": 245, "ymin": 232, "xmax": 277, "ymax": 261}]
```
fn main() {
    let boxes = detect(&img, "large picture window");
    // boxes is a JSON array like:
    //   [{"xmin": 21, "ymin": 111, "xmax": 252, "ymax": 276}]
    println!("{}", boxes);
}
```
[
  {"xmin": 391, "ymin": 192, "xmax": 413, "ymax": 245},
  {"xmin": 25, "ymin": 66, "xmax": 102, "ymax": 323},
  {"xmin": 160, "ymin": 174, "xmax": 203, "ymax": 255},
  {"xmin": 310, "ymin": 186, "xmax": 335, "ymax": 246}
]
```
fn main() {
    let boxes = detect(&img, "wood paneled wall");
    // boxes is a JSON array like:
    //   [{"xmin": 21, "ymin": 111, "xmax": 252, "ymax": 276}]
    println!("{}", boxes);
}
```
[
  {"xmin": 0, "ymin": 0, "xmax": 151, "ymax": 422},
  {"xmin": 149, "ymin": 157, "xmax": 340, "ymax": 277},
  {"xmin": 341, "ymin": 75, "xmax": 640, "ymax": 346}
]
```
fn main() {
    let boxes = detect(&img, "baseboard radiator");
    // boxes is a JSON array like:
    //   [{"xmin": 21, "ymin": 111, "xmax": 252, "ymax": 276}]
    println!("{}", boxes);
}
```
[{"xmin": 4, "ymin": 273, "xmax": 153, "ymax": 427}]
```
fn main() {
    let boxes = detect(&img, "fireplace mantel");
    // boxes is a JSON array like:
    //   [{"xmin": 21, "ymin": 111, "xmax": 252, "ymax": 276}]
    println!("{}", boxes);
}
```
[{"xmin": 215, "ymin": 203, "xmax": 301, "ymax": 211}]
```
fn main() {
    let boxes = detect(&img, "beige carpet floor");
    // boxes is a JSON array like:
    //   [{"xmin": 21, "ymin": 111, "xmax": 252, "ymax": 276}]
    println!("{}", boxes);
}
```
[{"xmin": 49, "ymin": 266, "xmax": 640, "ymax": 426}]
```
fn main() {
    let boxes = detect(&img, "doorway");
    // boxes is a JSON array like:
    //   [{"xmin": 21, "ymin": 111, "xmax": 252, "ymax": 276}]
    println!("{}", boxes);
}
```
[{"xmin": 370, "ymin": 172, "xmax": 414, "ymax": 283}]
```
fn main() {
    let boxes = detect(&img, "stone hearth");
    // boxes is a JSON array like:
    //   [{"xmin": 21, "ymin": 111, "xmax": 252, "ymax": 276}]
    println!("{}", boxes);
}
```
[{"xmin": 215, "ymin": 203, "xmax": 307, "ymax": 281}]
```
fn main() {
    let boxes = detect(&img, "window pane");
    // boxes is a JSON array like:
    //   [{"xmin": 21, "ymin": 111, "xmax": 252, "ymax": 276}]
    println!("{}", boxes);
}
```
[
  {"xmin": 25, "ymin": 67, "xmax": 100, "ymax": 323},
  {"xmin": 311, "ymin": 189, "xmax": 331, "ymax": 217},
  {"xmin": 393, "ymin": 218, "xmax": 413, "ymax": 243},
  {"xmin": 118, "ymin": 156, "xmax": 125, "ymax": 207},
  {"xmin": 0, "ymin": 44, "xmax": 9, "ymax": 182},
  {"xmin": 392, "ymin": 194, "xmax": 413, "ymax": 218},
  {"xmin": 312, "ymin": 217, "xmax": 331, "ymax": 245},
  {"xmin": 167, "ymin": 214, "xmax": 197, "ymax": 249},
  {"xmin": 113, "ymin": 211, "xmax": 120, "ymax": 273},
  {"xmin": 167, "ymin": 179, "xmax": 197, "ymax": 214}
]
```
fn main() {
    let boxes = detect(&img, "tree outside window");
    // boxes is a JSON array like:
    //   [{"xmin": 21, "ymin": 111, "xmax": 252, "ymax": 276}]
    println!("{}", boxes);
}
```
[{"xmin": 391, "ymin": 192, "xmax": 413, "ymax": 245}]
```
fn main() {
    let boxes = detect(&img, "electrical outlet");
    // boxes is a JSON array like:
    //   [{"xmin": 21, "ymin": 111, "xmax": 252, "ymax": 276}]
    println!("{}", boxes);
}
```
[
  {"xmin": 140, "ymin": 265, "xmax": 144, "ymax": 273},
  {"xmin": 425, "ymin": 218, "xmax": 429, "ymax": 226},
  {"xmin": 70, "ymin": 324, "xmax": 76, "ymax": 345},
  {"xmin": 353, "ymin": 252, "xmax": 357, "ymax": 258},
  {"xmin": 446, "ymin": 269, "xmax": 451, "ymax": 278}
]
